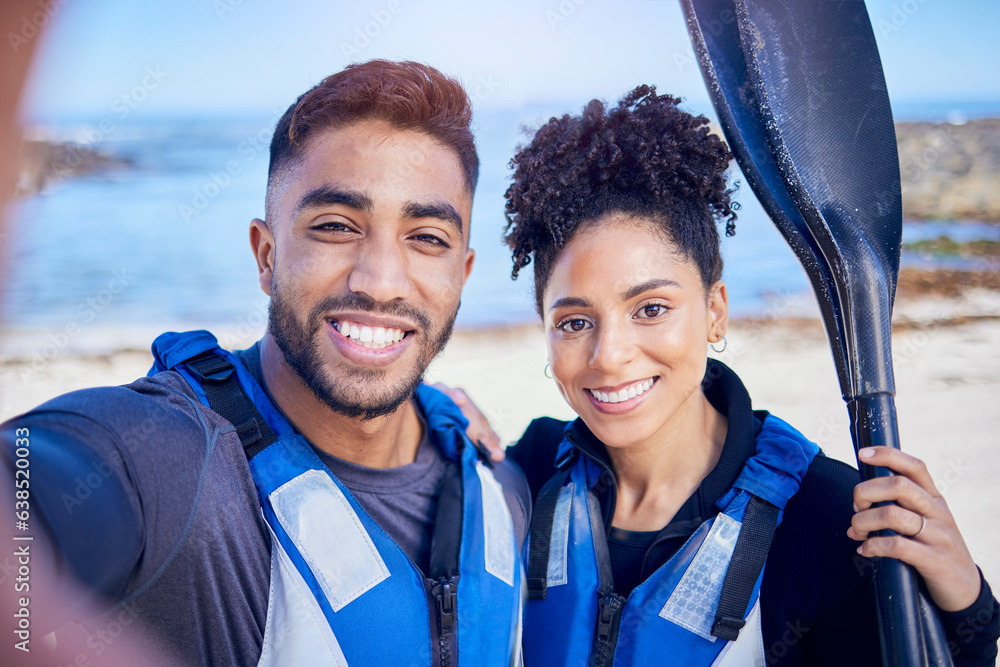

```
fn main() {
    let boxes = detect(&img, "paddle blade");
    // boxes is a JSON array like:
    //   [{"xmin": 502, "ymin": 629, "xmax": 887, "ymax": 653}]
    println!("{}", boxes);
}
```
[
  {"xmin": 736, "ymin": 0, "xmax": 902, "ymax": 397},
  {"xmin": 682, "ymin": 0, "xmax": 852, "ymax": 395}
]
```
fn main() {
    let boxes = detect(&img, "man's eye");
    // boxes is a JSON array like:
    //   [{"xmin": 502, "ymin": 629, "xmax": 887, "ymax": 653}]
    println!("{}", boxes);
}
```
[
  {"xmin": 557, "ymin": 318, "xmax": 590, "ymax": 332},
  {"xmin": 314, "ymin": 221, "xmax": 353, "ymax": 232},
  {"xmin": 412, "ymin": 234, "xmax": 450, "ymax": 248}
]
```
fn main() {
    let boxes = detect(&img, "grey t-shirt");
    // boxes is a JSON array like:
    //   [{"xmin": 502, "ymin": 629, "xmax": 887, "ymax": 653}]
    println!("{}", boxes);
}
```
[
  {"xmin": 1, "ymin": 343, "xmax": 530, "ymax": 666},
  {"xmin": 237, "ymin": 343, "xmax": 530, "ymax": 574}
]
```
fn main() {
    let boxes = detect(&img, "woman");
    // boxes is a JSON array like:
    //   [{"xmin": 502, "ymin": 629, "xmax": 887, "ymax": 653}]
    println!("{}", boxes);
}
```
[{"xmin": 446, "ymin": 86, "xmax": 999, "ymax": 665}]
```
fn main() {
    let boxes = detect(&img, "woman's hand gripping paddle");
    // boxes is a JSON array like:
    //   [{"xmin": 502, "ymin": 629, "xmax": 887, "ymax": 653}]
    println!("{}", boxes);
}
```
[{"xmin": 681, "ymin": 1, "xmax": 954, "ymax": 664}]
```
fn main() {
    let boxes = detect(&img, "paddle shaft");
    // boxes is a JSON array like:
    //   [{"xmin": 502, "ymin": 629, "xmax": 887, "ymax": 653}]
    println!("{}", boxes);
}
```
[{"xmin": 849, "ymin": 393, "xmax": 934, "ymax": 665}]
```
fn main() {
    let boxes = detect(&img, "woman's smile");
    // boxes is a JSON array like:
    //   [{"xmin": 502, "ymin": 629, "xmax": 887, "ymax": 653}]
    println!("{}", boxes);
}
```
[{"xmin": 585, "ymin": 376, "xmax": 658, "ymax": 414}]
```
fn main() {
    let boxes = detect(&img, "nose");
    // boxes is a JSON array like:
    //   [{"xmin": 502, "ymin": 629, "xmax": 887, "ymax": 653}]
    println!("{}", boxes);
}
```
[
  {"xmin": 588, "ymin": 319, "xmax": 636, "ymax": 374},
  {"xmin": 347, "ymin": 231, "xmax": 413, "ymax": 303}
]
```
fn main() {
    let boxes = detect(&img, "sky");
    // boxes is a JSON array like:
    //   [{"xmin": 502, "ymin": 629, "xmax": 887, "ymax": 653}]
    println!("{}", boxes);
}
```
[{"xmin": 16, "ymin": 0, "xmax": 1000, "ymax": 122}]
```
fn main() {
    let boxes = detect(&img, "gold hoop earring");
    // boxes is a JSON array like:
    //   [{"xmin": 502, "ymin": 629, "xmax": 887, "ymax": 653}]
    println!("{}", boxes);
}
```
[
  {"xmin": 544, "ymin": 363, "xmax": 553, "ymax": 379},
  {"xmin": 709, "ymin": 336, "xmax": 727, "ymax": 354}
]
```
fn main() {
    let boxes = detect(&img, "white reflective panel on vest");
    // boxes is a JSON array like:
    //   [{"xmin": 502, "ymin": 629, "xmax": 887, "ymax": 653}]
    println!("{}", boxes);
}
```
[
  {"xmin": 269, "ymin": 469, "xmax": 390, "ymax": 611},
  {"xmin": 659, "ymin": 513, "xmax": 742, "ymax": 641},
  {"xmin": 547, "ymin": 483, "xmax": 574, "ymax": 587},
  {"xmin": 712, "ymin": 600, "xmax": 765, "ymax": 667},
  {"xmin": 258, "ymin": 525, "xmax": 349, "ymax": 667},
  {"xmin": 476, "ymin": 462, "xmax": 515, "ymax": 586}
]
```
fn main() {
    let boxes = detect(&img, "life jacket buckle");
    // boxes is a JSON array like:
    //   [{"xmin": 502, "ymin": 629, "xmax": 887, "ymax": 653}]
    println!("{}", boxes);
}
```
[
  {"xmin": 186, "ymin": 351, "xmax": 235, "ymax": 383},
  {"xmin": 711, "ymin": 615, "xmax": 746, "ymax": 642}
]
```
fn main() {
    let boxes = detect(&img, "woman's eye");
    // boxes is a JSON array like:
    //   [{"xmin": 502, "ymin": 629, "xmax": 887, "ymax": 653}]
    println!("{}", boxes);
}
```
[
  {"xmin": 557, "ymin": 318, "xmax": 591, "ymax": 332},
  {"xmin": 637, "ymin": 303, "xmax": 667, "ymax": 319}
]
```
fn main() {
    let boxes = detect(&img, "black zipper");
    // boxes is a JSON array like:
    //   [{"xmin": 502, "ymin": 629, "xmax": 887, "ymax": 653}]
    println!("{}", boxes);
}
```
[
  {"xmin": 427, "ymin": 575, "xmax": 459, "ymax": 667},
  {"xmin": 591, "ymin": 592, "xmax": 626, "ymax": 667},
  {"xmin": 566, "ymin": 429, "xmax": 627, "ymax": 666}
]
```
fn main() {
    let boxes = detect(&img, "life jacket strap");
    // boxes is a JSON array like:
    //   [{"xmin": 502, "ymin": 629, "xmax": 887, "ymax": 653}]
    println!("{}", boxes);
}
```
[
  {"xmin": 428, "ymin": 452, "xmax": 464, "ymax": 580},
  {"xmin": 526, "ymin": 458, "xmax": 575, "ymax": 599},
  {"xmin": 711, "ymin": 496, "xmax": 780, "ymax": 641},
  {"xmin": 186, "ymin": 351, "xmax": 278, "ymax": 460}
]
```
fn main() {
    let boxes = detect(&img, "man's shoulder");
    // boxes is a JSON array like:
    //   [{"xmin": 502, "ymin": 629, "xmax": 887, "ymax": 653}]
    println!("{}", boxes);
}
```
[
  {"xmin": 3, "ymin": 369, "xmax": 231, "ymax": 460},
  {"xmin": 21, "ymin": 369, "xmax": 198, "ymax": 415}
]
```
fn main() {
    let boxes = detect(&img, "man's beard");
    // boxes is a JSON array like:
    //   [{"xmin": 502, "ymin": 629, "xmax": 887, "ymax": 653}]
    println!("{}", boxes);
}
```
[{"xmin": 268, "ymin": 279, "xmax": 457, "ymax": 422}]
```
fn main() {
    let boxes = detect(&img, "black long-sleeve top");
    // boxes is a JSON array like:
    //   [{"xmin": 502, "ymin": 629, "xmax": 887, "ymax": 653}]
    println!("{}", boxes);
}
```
[{"xmin": 508, "ymin": 360, "xmax": 999, "ymax": 666}]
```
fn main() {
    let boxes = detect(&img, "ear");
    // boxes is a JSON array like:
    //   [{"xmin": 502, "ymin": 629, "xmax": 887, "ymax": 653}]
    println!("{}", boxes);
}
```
[
  {"xmin": 706, "ymin": 281, "xmax": 729, "ymax": 343},
  {"xmin": 250, "ymin": 218, "xmax": 275, "ymax": 296},
  {"xmin": 461, "ymin": 247, "xmax": 475, "ymax": 285}
]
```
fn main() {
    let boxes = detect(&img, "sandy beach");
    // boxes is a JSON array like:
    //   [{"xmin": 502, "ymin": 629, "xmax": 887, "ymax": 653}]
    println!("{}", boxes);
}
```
[{"xmin": 2, "ymin": 283, "xmax": 999, "ymax": 590}]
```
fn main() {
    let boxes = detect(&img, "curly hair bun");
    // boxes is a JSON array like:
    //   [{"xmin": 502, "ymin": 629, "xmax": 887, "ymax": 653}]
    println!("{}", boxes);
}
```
[{"xmin": 503, "ymin": 85, "xmax": 737, "ymax": 314}]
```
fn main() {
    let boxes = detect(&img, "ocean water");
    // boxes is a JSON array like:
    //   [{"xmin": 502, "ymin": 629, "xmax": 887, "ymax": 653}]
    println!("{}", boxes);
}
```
[{"xmin": 2, "ymin": 105, "xmax": 996, "ymax": 344}]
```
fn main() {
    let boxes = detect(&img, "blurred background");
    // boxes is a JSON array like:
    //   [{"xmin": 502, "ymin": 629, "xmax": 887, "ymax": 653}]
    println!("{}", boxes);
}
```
[
  {"xmin": 1, "ymin": 0, "xmax": 998, "ymax": 594},
  {"xmin": 4, "ymin": 0, "xmax": 998, "ymax": 344}
]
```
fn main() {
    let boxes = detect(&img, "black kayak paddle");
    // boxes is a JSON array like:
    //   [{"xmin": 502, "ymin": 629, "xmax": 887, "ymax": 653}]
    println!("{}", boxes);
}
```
[{"xmin": 681, "ymin": 0, "xmax": 953, "ymax": 664}]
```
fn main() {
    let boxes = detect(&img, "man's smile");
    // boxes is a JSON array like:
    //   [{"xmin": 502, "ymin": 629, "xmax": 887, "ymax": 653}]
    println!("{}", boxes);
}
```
[
  {"xmin": 331, "ymin": 318, "xmax": 413, "ymax": 350},
  {"xmin": 326, "ymin": 316, "xmax": 416, "ymax": 367}
]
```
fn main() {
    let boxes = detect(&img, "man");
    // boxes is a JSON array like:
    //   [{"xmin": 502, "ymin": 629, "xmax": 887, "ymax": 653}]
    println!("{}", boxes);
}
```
[{"xmin": 2, "ymin": 60, "xmax": 529, "ymax": 666}]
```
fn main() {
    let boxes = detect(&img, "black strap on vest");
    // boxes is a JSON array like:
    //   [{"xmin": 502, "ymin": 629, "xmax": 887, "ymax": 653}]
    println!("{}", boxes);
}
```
[
  {"xmin": 711, "ymin": 496, "xmax": 780, "ymax": 641},
  {"xmin": 428, "ymin": 457, "xmax": 464, "ymax": 579},
  {"xmin": 526, "ymin": 458, "xmax": 574, "ymax": 600},
  {"xmin": 185, "ymin": 351, "xmax": 278, "ymax": 460}
]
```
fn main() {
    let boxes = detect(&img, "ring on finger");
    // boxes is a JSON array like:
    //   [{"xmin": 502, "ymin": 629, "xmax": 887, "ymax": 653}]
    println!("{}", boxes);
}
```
[{"xmin": 911, "ymin": 515, "xmax": 927, "ymax": 539}]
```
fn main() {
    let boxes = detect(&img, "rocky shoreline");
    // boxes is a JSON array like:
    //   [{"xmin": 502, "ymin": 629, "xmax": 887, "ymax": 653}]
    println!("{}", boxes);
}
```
[
  {"xmin": 15, "ymin": 138, "xmax": 132, "ymax": 196},
  {"xmin": 14, "ymin": 118, "xmax": 1000, "ymax": 221},
  {"xmin": 897, "ymin": 118, "xmax": 1000, "ymax": 222}
]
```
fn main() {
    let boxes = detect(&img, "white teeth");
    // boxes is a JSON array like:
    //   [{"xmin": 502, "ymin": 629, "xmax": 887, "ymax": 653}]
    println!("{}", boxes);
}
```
[
  {"xmin": 336, "ymin": 320, "xmax": 407, "ymax": 350},
  {"xmin": 589, "ymin": 378, "xmax": 656, "ymax": 405}
]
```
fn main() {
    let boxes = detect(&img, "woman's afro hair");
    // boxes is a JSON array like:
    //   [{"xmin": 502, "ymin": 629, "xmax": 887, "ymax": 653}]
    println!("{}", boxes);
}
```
[{"xmin": 503, "ymin": 85, "xmax": 738, "ymax": 314}]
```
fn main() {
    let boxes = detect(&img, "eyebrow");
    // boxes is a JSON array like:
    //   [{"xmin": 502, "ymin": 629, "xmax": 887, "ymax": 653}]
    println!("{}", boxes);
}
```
[
  {"xmin": 548, "ymin": 296, "xmax": 591, "ymax": 312},
  {"xmin": 295, "ymin": 185, "xmax": 372, "ymax": 216},
  {"xmin": 294, "ymin": 186, "xmax": 465, "ymax": 240},
  {"xmin": 622, "ymin": 278, "xmax": 682, "ymax": 301},
  {"xmin": 548, "ymin": 279, "xmax": 682, "ymax": 312},
  {"xmin": 402, "ymin": 201, "xmax": 465, "ymax": 241}
]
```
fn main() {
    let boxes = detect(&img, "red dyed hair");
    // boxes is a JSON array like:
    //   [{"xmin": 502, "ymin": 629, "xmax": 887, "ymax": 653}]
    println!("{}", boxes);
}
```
[{"xmin": 268, "ymin": 60, "xmax": 478, "ymax": 193}]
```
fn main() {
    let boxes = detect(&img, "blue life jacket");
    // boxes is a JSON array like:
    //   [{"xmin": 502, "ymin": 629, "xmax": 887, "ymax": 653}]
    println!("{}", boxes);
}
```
[
  {"xmin": 522, "ymin": 415, "xmax": 819, "ymax": 666},
  {"xmin": 149, "ymin": 330, "xmax": 524, "ymax": 667}
]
